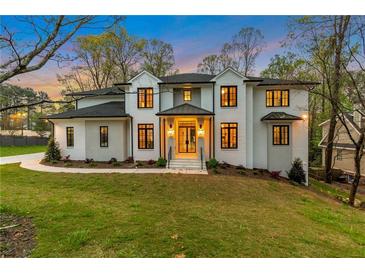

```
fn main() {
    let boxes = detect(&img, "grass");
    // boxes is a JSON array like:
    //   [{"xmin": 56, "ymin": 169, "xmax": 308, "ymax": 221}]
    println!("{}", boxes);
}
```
[
  {"xmin": 0, "ymin": 163, "xmax": 364, "ymax": 257},
  {"xmin": 0, "ymin": 145, "xmax": 46, "ymax": 157}
]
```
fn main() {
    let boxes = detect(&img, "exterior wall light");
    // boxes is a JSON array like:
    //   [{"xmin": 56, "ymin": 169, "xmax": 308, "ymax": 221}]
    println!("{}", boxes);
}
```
[
  {"xmin": 198, "ymin": 124, "xmax": 205, "ymax": 137},
  {"xmin": 302, "ymin": 114, "xmax": 308, "ymax": 120},
  {"xmin": 167, "ymin": 124, "xmax": 174, "ymax": 137}
]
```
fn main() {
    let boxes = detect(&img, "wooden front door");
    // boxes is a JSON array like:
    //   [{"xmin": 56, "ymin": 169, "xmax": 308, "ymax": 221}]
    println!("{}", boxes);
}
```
[{"xmin": 178, "ymin": 122, "xmax": 196, "ymax": 153}]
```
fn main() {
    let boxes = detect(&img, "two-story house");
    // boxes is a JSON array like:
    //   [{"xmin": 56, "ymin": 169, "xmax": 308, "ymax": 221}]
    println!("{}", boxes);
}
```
[{"xmin": 46, "ymin": 67, "xmax": 315, "ymax": 181}]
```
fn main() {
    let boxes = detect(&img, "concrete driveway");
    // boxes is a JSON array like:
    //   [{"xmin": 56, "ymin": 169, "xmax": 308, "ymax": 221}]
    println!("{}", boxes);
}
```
[{"xmin": 0, "ymin": 152, "xmax": 44, "ymax": 165}]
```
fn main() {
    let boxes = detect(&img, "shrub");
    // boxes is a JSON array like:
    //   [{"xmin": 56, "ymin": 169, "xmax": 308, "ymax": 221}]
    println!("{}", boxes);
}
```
[
  {"xmin": 108, "ymin": 157, "xmax": 117, "ymax": 164},
  {"xmin": 236, "ymin": 165, "xmax": 245, "ymax": 170},
  {"xmin": 156, "ymin": 157, "xmax": 167, "ymax": 167},
  {"xmin": 45, "ymin": 138, "xmax": 61, "ymax": 162},
  {"xmin": 85, "ymin": 158, "xmax": 94, "ymax": 164},
  {"xmin": 287, "ymin": 158, "xmax": 306, "ymax": 185},
  {"xmin": 270, "ymin": 170, "xmax": 281, "ymax": 180},
  {"xmin": 148, "ymin": 159, "xmax": 156, "ymax": 165},
  {"xmin": 113, "ymin": 162, "xmax": 121, "ymax": 167},
  {"xmin": 62, "ymin": 155, "xmax": 71, "ymax": 162},
  {"xmin": 136, "ymin": 161, "xmax": 143, "ymax": 167},
  {"xmin": 207, "ymin": 158, "xmax": 219, "ymax": 169},
  {"xmin": 125, "ymin": 156, "xmax": 134, "ymax": 163}
]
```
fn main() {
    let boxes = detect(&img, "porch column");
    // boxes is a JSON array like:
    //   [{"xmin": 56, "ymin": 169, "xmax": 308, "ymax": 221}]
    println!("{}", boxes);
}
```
[{"xmin": 167, "ymin": 117, "xmax": 175, "ymax": 160}]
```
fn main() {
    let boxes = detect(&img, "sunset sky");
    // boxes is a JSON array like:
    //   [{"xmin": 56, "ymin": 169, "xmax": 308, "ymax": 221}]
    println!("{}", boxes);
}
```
[{"xmin": 3, "ymin": 16, "xmax": 293, "ymax": 98}]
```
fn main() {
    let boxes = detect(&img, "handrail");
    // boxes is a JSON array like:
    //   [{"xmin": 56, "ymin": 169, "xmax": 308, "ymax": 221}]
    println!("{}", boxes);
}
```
[
  {"xmin": 200, "ymin": 147, "xmax": 203, "ymax": 170},
  {"xmin": 167, "ymin": 146, "xmax": 172, "ymax": 168}
]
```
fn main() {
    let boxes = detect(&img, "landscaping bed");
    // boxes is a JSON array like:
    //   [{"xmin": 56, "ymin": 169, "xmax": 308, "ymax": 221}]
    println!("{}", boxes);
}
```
[
  {"xmin": 0, "ymin": 213, "xmax": 36, "ymax": 258},
  {"xmin": 41, "ymin": 159, "xmax": 165, "ymax": 169}
]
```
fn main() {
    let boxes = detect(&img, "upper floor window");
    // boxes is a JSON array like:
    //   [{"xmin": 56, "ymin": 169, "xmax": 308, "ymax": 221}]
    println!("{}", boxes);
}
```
[
  {"xmin": 183, "ymin": 89, "xmax": 192, "ymax": 101},
  {"xmin": 66, "ymin": 127, "xmax": 74, "ymax": 147},
  {"xmin": 138, "ymin": 88, "xmax": 153, "ymax": 108},
  {"xmin": 273, "ymin": 125, "xmax": 289, "ymax": 145},
  {"xmin": 221, "ymin": 86, "xmax": 237, "ymax": 107},
  {"xmin": 266, "ymin": 90, "xmax": 289, "ymax": 107},
  {"xmin": 221, "ymin": 123, "xmax": 238, "ymax": 149},
  {"xmin": 100, "ymin": 126, "xmax": 108, "ymax": 147},
  {"xmin": 138, "ymin": 124, "xmax": 154, "ymax": 149}
]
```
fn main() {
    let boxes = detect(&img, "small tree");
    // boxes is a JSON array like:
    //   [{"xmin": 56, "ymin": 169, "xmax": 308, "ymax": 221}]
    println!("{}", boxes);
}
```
[
  {"xmin": 287, "ymin": 158, "xmax": 306, "ymax": 185},
  {"xmin": 45, "ymin": 138, "xmax": 61, "ymax": 162}
]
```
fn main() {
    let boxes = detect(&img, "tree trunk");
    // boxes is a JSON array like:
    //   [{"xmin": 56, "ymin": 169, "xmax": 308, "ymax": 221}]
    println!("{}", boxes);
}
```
[
  {"xmin": 325, "ymin": 112, "xmax": 337, "ymax": 184},
  {"xmin": 349, "ymin": 132, "xmax": 364, "ymax": 206}
]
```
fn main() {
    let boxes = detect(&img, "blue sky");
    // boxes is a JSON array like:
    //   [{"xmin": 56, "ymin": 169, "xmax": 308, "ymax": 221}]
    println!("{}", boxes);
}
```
[{"xmin": 4, "ymin": 16, "xmax": 292, "ymax": 97}]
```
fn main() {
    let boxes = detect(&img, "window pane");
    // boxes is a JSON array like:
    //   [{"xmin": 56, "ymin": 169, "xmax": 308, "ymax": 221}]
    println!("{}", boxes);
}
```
[
  {"xmin": 273, "ymin": 90, "xmax": 281, "ymax": 106},
  {"xmin": 229, "ymin": 87, "xmax": 237, "ymax": 106},
  {"xmin": 138, "ymin": 89, "xmax": 145, "ymax": 108},
  {"xmin": 273, "ymin": 126, "xmax": 280, "ymax": 145},
  {"xmin": 67, "ymin": 127, "xmax": 74, "ymax": 147},
  {"xmin": 282, "ymin": 90, "xmax": 289, "ymax": 106},
  {"xmin": 184, "ymin": 89, "xmax": 192, "ymax": 101},
  {"xmin": 266, "ymin": 91, "xmax": 273, "ymax": 106},
  {"xmin": 230, "ymin": 127, "xmax": 237, "ymax": 148},
  {"xmin": 146, "ymin": 88, "xmax": 153, "ymax": 107},
  {"xmin": 138, "ymin": 124, "xmax": 153, "ymax": 149},
  {"xmin": 221, "ymin": 87, "xmax": 229, "ymax": 106},
  {"xmin": 100, "ymin": 126, "xmax": 108, "ymax": 147}
]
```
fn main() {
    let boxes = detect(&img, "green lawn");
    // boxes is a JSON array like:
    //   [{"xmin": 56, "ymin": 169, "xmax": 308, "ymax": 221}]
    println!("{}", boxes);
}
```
[
  {"xmin": 1, "ymin": 164, "xmax": 364, "ymax": 258},
  {"xmin": 0, "ymin": 145, "xmax": 46, "ymax": 157}
]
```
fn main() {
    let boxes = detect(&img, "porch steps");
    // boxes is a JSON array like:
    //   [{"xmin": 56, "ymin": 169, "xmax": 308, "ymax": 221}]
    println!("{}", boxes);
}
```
[{"xmin": 167, "ymin": 159, "xmax": 207, "ymax": 171}]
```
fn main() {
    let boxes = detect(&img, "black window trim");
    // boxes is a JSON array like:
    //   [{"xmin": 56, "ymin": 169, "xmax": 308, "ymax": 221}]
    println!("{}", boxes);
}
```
[
  {"xmin": 100, "ymin": 126, "xmax": 108, "ymax": 148},
  {"xmin": 137, "ymin": 87, "xmax": 154, "ymax": 109},
  {"xmin": 220, "ymin": 122, "xmax": 238, "ymax": 149},
  {"xmin": 66, "ymin": 126, "xmax": 74, "ymax": 147},
  {"xmin": 272, "ymin": 125, "xmax": 290, "ymax": 145},
  {"xmin": 266, "ymin": 89, "xmax": 290, "ymax": 107},
  {"xmin": 220, "ymin": 85, "xmax": 238, "ymax": 107},
  {"xmin": 138, "ymin": 123, "xmax": 154, "ymax": 149}
]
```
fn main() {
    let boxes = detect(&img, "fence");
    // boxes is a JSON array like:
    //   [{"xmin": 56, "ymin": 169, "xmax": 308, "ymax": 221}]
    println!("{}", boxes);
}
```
[{"xmin": 0, "ymin": 135, "xmax": 49, "ymax": 146}]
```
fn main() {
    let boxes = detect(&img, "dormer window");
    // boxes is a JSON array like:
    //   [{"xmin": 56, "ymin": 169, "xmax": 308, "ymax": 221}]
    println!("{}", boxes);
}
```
[
  {"xmin": 221, "ymin": 86, "xmax": 237, "ymax": 107},
  {"xmin": 183, "ymin": 89, "xmax": 192, "ymax": 101},
  {"xmin": 266, "ymin": 90, "xmax": 289, "ymax": 107},
  {"xmin": 138, "ymin": 88, "xmax": 153, "ymax": 108}
]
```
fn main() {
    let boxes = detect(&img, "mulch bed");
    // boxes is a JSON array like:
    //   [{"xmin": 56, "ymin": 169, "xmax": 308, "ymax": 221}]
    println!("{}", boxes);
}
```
[
  {"xmin": 0, "ymin": 214, "xmax": 36, "ymax": 258},
  {"xmin": 41, "ymin": 159, "xmax": 165, "ymax": 169},
  {"xmin": 207, "ymin": 162, "xmax": 288, "ymax": 182}
]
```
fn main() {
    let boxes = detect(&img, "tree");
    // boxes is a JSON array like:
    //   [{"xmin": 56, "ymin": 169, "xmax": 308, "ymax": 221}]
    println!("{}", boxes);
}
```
[
  {"xmin": 32, "ymin": 112, "xmax": 50, "ymax": 137},
  {"xmin": 288, "ymin": 16, "xmax": 351, "ymax": 184},
  {"xmin": 0, "ymin": 16, "xmax": 96, "ymax": 83},
  {"xmin": 109, "ymin": 27, "xmax": 146, "ymax": 82},
  {"xmin": 197, "ymin": 55, "xmax": 223, "ymax": 75},
  {"xmin": 142, "ymin": 39, "xmax": 177, "ymax": 77}
]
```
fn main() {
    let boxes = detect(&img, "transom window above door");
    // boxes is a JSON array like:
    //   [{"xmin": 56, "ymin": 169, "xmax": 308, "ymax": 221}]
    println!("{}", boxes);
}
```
[
  {"xmin": 183, "ymin": 89, "xmax": 192, "ymax": 101},
  {"xmin": 138, "ymin": 88, "xmax": 153, "ymax": 108},
  {"xmin": 266, "ymin": 90, "xmax": 289, "ymax": 107},
  {"xmin": 221, "ymin": 86, "xmax": 237, "ymax": 107}
]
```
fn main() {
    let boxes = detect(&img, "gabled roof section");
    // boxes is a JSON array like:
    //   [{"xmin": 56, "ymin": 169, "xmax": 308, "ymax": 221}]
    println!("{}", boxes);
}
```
[
  {"xmin": 156, "ymin": 103, "xmax": 214, "ymax": 116},
  {"xmin": 66, "ymin": 87, "xmax": 125, "ymax": 97},
  {"xmin": 45, "ymin": 101, "xmax": 130, "ymax": 119},
  {"xmin": 127, "ymin": 70, "xmax": 162, "ymax": 83},
  {"xmin": 245, "ymin": 76, "xmax": 320, "ymax": 86},
  {"xmin": 159, "ymin": 73, "xmax": 215, "ymax": 84},
  {"xmin": 261, "ymin": 112, "xmax": 302, "ymax": 121},
  {"xmin": 211, "ymin": 67, "xmax": 246, "ymax": 81}
]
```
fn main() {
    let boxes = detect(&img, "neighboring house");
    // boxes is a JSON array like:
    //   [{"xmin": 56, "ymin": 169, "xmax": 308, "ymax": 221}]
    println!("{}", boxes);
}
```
[
  {"xmin": 319, "ymin": 111, "xmax": 365, "ymax": 176},
  {"xmin": 46, "ymin": 67, "xmax": 314, "ymax": 181}
]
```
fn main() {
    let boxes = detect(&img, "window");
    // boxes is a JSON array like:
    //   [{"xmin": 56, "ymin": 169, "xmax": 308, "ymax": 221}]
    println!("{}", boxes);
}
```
[
  {"xmin": 221, "ymin": 123, "xmax": 238, "ymax": 149},
  {"xmin": 273, "ymin": 125, "xmax": 289, "ymax": 145},
  {"xmin": 221, "ymin": 86, "xmax": 237, "ymax": 107},
  {"xmin": 137, "ymin": 88, "xmax": 153, "ymax": 108},
  {"xmin": 138, "ymin": 124, "xmax": 154, "ymax": 149},
  {"xmin": 100, "ymin": 126, "xmax": 108, "ymax": 147},
  {"xmin": 183, "ymin": 89, "xmax": 192, "ymax": 101},
  {"xmin": 66, "ymin": 127, "xmax": 74, "ymax": 147},
  {"xmin": 266, "ymin": 90, "xmax": 289, "ymax": 107}
]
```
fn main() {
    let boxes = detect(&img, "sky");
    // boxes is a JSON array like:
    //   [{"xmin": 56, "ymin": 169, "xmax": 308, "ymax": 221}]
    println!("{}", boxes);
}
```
[{"xmin": 3, "ymin": 16, "xmax": 293, "ymax": 98}]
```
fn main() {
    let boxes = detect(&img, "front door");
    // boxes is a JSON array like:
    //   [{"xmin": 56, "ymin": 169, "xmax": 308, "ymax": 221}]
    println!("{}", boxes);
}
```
[{"xmin": 178, "ymin": 122, "xmax": 196, "ymax": 153}]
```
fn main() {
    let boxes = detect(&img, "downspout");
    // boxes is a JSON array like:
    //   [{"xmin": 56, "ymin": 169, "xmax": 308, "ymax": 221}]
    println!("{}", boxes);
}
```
[
  {"xmin": 159, "ymin": 117, "xmax": 161, "ymax": 158},
  {"xmin": 212, "ymin": 82, "xmax": 215, "ymax": 158},
  {"xmin": 163, "ymin": 118, "xmax": 166, "ymax": 159},
  {"xmin": 130, "ymin": 116, "xmax": 134, "ymax": 159}
]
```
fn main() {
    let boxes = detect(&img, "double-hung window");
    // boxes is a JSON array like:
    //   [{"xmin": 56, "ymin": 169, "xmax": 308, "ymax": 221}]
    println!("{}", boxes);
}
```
[
  {"xmin": 138, "ymin": 124, "xmax": 154, "ymax": 149},
  {"xmin": 100, "ymin": 126, "xmax": 108, "ymax": 147},
  {"xmin": 66, "ymin": 127, "xmax": 74, "ymax": 147},
  {"xmin": 138, "ymin": 88, "xmax": 153, "ymax": 108},
  {"xmin": 273, "ymin": 125, "xmax": 289, "ymax": 145},
  {"xmin": 266, "ymin": 90, "xmax": 289, "ymax": 107},
  {"xmin": 221, "ymin": 86, "xmax": 237, "ymax": 107},
  {"xmin": 183, "ymin": 89, "xmax": 192, "ymax": 101},
  {"xmin": 221, "ymin": 123, "xmax": 238, "ymax": 149}
]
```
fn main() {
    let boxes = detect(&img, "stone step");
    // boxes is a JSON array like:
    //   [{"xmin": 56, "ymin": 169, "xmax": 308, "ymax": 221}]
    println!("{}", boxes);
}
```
[{"xmin": 167, "ymin": 159, "xmax": 206, "ymax": 170}]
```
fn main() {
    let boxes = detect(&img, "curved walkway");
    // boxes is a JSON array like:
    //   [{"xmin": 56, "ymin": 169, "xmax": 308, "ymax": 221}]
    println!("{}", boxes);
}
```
[
  {"xmin": 20, "ymin": 159, "xmax": 208, "ymax": 174},
  {"xmin": 1, "ymin": 153, "xmax": 207, "ymax": 174}
]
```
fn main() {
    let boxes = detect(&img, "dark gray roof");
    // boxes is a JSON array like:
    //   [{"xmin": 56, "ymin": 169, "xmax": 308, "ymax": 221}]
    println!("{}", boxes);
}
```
[
  {"xmin": 156, "ymin": 103, "xmax": 214, "ymax": 116},
  {"xmin": 46, "ymin": 101, "xmax": 129, "ymax": 119},
  {"xmin": 261, "ymin": 112, "xmax": 302, "ymax": 121},
  {"xmin": 159, "ymin": 73, "xmax": 215, "ymax": 84},
  {"xmin": 245, "ymin": 76, "xmax": 320, "ymax": 86},
  {"xmin": 66, "ymin": 87, "xmax": 125, "ymax": 96}
]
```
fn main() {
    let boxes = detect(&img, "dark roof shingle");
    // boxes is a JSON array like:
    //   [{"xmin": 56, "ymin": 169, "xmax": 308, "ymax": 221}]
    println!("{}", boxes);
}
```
[
  {"xmin": 159, "ymin": 73, "xmax": 215, "ymax": 84},
  {"xmin": 156, "ymin": 103, "xmax": 214, "ymax": 116},
  {"xmin": 261, "ymin": 112, "xmax": 302, "ymax": 121},
  {"xmin": 46, "ymin": 101, "xmax": 129, "ymax": 119},
  {"xmin": 245, "ymin": 76, "xmax": 319, "ymax": 86}
]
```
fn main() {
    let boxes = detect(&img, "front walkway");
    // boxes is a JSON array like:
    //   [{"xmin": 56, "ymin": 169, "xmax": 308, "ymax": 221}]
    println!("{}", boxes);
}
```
[{"xmin": 20, "ymin": 159, "xmax": 208, "ymax": 174}]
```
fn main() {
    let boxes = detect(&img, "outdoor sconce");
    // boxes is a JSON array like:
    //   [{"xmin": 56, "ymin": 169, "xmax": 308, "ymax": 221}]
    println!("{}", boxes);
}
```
[
  {"xmin": 167, "ymin": 124, "xmax": 174, "ymax": 137},
  {"xmin": 197, "ymin": 124, "xmax": 205, "ymax": 137},
  {"xmin": 301, "ymin": 114, "xmax": 308, "ymax": 120}
]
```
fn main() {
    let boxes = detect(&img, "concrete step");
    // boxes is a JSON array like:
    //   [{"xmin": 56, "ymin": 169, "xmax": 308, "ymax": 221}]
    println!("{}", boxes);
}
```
[{"xmin": 167, "ymin": 159, "xmax": 206, "ymax": 170}]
